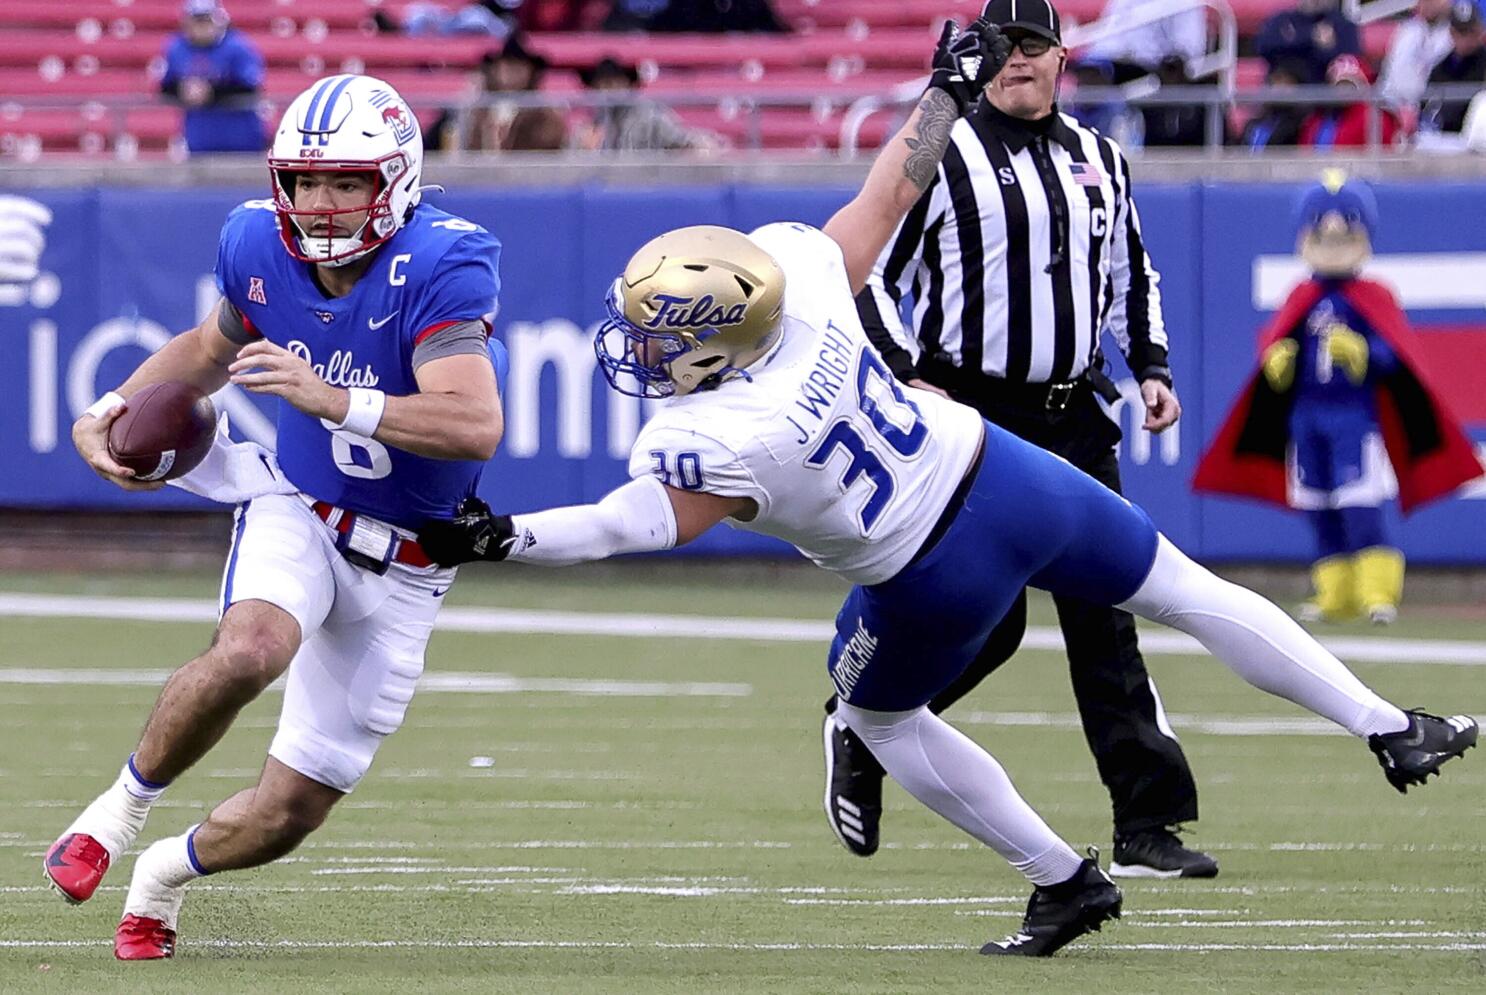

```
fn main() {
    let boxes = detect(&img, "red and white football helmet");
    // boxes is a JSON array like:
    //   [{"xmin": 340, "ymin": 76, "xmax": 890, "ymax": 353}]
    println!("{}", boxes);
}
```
[{"xmin": 267, "ymin": 74, "xmax": 424, "ymax": 267}]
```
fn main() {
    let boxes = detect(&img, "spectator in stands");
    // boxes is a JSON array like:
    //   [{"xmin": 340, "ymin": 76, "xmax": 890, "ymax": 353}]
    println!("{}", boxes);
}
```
[
  {"xmin": 159, "ymin": 1, "xmax": 265, "ymax": 154},
  {"xmin": 577, "ymin": 57, "xmax": 721, "ymax": 151},
  {"xmin": 426, "ymin": 34, "xmax": 568, "ymax": 152},
  {"xmin": 1378, "ymin": 0, "xmax": 1455, "ymax": 113},
  {"xmin": 515, "ymin": 0, "xmax": 591, "ymax": 31},
  {"xmin": 1066, "ymin": 58, "xmax": 1145, "ymax": 149},
  {"xmin": 1257, "ymin": 0, "xmax": 1361, "ymax": 85},
  {"xmin": 1420, "ymin": 1, "xmax": 1486, "ymax": 133},
  {"xmin": 1300, "ymin": 54, "xmax": 1402, "ymax": 147},
  {"xmin": 1139, "ymin": 55, "xmax": 1210, "ymax": 146},
  {"xmin": 379, "ymin": 2, "xmax": 517, "ymax": 37},
  {"xmin": 1083, "ymin": 0, "xmax": 1209, "ymax": 83},
  {"xmin": 1237, "ymin": 57, "xmax": 1311, "ymax": 149},
  {"xmin": 603, "ymin": 0, "xmax": 789, "ymax": 32}
]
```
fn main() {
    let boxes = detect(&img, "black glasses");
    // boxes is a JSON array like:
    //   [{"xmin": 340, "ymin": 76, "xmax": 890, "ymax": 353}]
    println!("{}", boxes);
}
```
[{"xmin": 1005, "ymin": 33, "xmax": 1055, "ymax": 57}]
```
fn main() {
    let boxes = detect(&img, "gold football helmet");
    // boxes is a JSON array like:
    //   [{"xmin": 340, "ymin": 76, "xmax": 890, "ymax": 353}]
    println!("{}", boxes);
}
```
[{"xmin": 596, "ymin": 225, "xmax": 785, "ymax": 398}]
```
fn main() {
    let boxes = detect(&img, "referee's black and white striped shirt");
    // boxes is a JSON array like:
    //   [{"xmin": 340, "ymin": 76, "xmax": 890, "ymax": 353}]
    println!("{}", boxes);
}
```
[{"xmin": 858, "ymin": 101, "xmax": 1170, "ymax": 388}]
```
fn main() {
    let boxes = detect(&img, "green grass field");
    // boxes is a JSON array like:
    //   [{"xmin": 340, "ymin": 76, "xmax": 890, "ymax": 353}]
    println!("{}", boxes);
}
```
[{"xmin": 1, "ymin": 566, "xmax": 1483, "ymax": 993}]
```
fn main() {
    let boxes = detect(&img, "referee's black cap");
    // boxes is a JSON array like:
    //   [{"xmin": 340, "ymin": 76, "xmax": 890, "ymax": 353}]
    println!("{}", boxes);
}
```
[{"xmin": 980, "ymin": 0, "xmax": 1062, "ymax": 44}]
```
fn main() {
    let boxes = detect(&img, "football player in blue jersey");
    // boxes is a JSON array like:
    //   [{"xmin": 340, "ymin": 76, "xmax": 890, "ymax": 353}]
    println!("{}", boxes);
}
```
[{"xmin": 47, "ymin": 75, "xmax": 504, "ymax": 961}]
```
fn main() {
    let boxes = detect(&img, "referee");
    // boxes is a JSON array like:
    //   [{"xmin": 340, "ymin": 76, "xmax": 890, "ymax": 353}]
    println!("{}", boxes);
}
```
[{"xmin": 824, "ymin": 0, "xmax": 1217, "ymax": 879}]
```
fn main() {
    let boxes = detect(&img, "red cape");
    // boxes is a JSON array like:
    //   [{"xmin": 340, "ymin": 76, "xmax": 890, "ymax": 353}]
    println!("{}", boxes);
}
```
[{"xmin": 1193, "ymin": 278, "xmax": 1483, "ymax": 514}]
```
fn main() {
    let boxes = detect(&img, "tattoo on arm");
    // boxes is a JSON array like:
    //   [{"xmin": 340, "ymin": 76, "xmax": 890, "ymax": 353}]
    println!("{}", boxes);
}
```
[{"xmin": 902, "ymin": 89, "xmax": 958, "ymax": 190}]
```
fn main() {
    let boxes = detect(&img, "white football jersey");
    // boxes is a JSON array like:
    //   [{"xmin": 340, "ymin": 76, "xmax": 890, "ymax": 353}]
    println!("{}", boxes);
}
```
[{"xmin": 628, "ymin": 222, "xmax": 984, "ymax": 585}]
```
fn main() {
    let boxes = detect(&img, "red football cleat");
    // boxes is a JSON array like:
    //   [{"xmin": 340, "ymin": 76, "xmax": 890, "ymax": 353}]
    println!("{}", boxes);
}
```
[
  {"xmin": 43, "ymin": 833, "xmax": 111, "ymax": 904},
  {"xmin": 115, "ymin": 914, "xmax": 176, "ymax": 960}
]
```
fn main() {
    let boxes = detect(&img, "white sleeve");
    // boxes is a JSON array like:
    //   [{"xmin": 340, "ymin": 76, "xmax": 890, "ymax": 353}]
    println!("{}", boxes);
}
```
[
  {"xmin": 747, "ymin": 222, "xmax": 850, "ymax": 300},
  {"xmin": 629, "ymin": 423, "xmax": 770, "ymax": 516},
  {"xmin": 505, "ymin": 475, "xmax": 677, "ymax": 566},
  {"xmin": 167, "ymin": 418, "xmax": 297, "ymax": 504}
]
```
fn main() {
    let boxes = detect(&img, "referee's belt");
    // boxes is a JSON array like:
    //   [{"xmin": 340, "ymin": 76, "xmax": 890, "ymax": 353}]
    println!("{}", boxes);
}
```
[
  {"xmin": 302, "ymin": 495, "xmax": 434, "ymax": 569},
  {"xmin": 918, "ymin": 361, "xmax": 1088, "ymax": 413}
]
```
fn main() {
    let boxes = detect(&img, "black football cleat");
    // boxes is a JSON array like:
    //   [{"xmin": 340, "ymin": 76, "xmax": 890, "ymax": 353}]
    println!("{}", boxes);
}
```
[
  {"xmin": 821, "ymin": 704, "xmax": 884, "ymax": 857},
  {"xmin": 1110, "ymin": 828, "xmax": 1219, "ymax": 879},
  {"xmin": 981, "ymin": 854, "xmax": 1122, "ymax": 958},
  {"xmin": 1369, "ymin": 709, "xmax": 1477, "ymax": 793}
]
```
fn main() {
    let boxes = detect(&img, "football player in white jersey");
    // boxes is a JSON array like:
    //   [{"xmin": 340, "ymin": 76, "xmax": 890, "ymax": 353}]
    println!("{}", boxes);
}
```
[{"xmin": 421, "ymin": 28, "xmax": 1477, "ymax": 959}]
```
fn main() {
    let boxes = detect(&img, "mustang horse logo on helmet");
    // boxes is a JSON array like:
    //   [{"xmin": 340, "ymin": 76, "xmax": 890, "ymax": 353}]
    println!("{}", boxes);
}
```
[
  {"xmin": 369, "ymin": 88, "xmax": 417, "ymax": 146},
  {"xmin": 643, "ymin": 294, "xmax": 748, "ymax": 331}
]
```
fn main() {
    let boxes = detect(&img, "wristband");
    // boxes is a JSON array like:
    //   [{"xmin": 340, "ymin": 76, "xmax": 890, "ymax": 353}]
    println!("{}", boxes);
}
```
[
  {"xmin": 1138, "ymin": 366, "xmax": 1174, "ymax": 389},
  {"xmin": 85, "ymin": 391, "xmax": 125, "ymax": 420},
  {"xmin": 336, "ymin": 387, "xmax": 386, "ymax": 438}
]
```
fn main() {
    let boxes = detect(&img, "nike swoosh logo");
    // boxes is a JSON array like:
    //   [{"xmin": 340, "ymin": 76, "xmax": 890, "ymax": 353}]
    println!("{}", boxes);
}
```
[
  {"xmin": 46, "ymin": 839, "xmax": 73, "ymax": 868},
  {"xmin": 432, "ymin": 587, "xmax": 448, "ymax": 598},
  {"xmin": 368, "ymin": 311, "xmax": 399, "ymax": 330}
]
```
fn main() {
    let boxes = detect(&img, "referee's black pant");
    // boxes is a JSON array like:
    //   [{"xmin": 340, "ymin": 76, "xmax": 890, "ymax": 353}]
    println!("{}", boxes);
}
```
[{"xmin": 925, "ymin": 369, "xmax": 1200, "ymax": 837}]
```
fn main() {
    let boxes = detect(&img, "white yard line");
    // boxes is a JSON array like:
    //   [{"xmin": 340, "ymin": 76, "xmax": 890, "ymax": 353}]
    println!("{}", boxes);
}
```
[
  {"xmin": 2, "ymin": 592, "xmax": 1484, "ymax": 665},
  {"xmin": 0, "ymin": 667, "xmax": 749, "ymax": 698},
  {"xmin": 0, "ymin": 938, "xmax": 1480, "ymax": 953},
  {"xmin": 9, "ymin": 836, "xmax": 1483, "ymax": 855}
]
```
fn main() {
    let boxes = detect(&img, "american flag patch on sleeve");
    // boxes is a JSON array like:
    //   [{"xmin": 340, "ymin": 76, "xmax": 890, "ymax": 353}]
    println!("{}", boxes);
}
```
[{"xmin": 1068, "ymin": 163, "xmax": 1103, "ymax": 187}]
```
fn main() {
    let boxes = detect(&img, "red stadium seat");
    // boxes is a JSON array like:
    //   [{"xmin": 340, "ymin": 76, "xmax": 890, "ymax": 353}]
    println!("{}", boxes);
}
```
[
  {"xmin": 773, "ymin": 0, "xmax": 1108, "ymax": 31},
  {"xmin": 0, "ymin": 0, "xmax": 1333, "ymax": 157},
  {"xmin": 1, "ymin": 0, "xmax": 376, "ymax": 33},
  {"xmin": 1236, "ymin": 56, "xmax": 1266, "ymax": 89},
  {"xmin": 1362, "ymin": 20, "xmax": 1396, "ymax": 63}
]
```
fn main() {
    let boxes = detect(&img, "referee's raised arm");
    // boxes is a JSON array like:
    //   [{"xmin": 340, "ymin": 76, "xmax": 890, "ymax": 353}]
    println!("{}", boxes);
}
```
[{"xmin": 824, "ymin": 18, "xmax": 1010, "ymax": 296}]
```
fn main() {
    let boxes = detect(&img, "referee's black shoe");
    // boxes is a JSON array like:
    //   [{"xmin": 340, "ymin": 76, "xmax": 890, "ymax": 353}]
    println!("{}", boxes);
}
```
[
  {"xmin": 1369, "ymin": 709, "xmax": 1477, "ymax": 793},
  {"xmin": 981, "ymin": 853, "xmax": 1122, "ymax": 958},
  {"xmin": 822, "ymin": 702, "xmax": 884, "ymax": 857},
  {"xmin": 1110, "ymin": 828, "xmax": 1219, "ymax": 879}
]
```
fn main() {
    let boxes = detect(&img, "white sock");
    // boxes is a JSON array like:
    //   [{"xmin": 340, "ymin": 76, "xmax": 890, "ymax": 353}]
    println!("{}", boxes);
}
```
[
  {"xmin": 120, "ymin": 754, "xmax": 169, "ymax": 803},
  {"xmin": 62, "ymin": 755, "xmax": 166, "ymax": 859},
  {"xmin": 122, "ymin": 827, "xmax": 206, "ymax": 931},
  {"xmin": 836, "ymin": 702, "xmax": 1086, "ymax": 887},
  {"xmin": 1122, "ymin": 536, "xmax": 1411, "ymax": 739}
]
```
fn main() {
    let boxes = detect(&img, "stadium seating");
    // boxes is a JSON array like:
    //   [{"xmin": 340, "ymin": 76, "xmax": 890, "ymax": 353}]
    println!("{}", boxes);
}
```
[{"xmin": 0, "ymin": 0, "xmax": 1408, "ymax": 159}]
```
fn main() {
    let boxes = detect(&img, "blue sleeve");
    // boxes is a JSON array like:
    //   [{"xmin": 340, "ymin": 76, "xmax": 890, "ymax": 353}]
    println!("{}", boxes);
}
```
[
  {"xmin": 161, "ymin": 38, "xmax": 185, "ymax": 86},
  {"xmin": 1356, "ymin": 319, "xmax": 1400, "ymax": 381},
  {"xmin": 488, "ymin": 338, "xmax": 509, "ymax": 393},
  {"xmin": 1334, "ymin": 15, "xmax": 1361, "ymax": 56},
  {"xmin": 213, "ymin": 205, "xmax": 257, "ymax": 309},
  {"xmin": 231, "ymin": 34, "xmax": 265, "ymax": 88},
  {"xmin": 1254, "ymin": 15, "xmax": 1284, "ymax": 62},
  {"xmin": 407, "ymin": 230, "xmax": 502, "ymax": 343}
]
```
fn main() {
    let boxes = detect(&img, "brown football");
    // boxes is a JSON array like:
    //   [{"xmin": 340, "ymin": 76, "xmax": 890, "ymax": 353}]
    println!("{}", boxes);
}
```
[{"xmin": 106, "ymin": 381, "xmax": 217, "ymax": 482}]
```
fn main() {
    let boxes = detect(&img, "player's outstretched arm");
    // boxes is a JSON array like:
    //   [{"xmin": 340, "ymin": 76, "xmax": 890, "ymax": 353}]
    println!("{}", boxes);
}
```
[
  {"xmin": 73, "ymin": 300, "xmax": 239, "ymax": 490},
  {"xmin": 824, "ymin": 19, "xmax": 1009, "ymax": 295},
  {"xmin": 229, "ymin": 347, "xmax": 503, "ymax": 461},
  {"xmin": 418, "ymin": 478, "xmax": 754, "ymax": 567}
]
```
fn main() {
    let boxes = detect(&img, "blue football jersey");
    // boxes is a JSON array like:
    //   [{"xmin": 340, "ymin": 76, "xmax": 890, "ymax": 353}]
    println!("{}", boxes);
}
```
[{"xmin": 215, "ymin": 200, "xmax": 501, "ymax": 529}]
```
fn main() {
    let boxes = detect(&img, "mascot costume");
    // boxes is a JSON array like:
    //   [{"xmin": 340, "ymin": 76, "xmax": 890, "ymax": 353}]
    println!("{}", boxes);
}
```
[{"xmin": 1194, "ymin": 173, "xmax": 1482, "ymax": 623}]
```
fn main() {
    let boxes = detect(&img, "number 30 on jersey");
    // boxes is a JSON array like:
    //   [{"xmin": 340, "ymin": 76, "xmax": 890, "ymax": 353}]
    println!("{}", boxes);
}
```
[{"xmin": 805, "ymin": 348, "xmax": 927, "ymax": 534}]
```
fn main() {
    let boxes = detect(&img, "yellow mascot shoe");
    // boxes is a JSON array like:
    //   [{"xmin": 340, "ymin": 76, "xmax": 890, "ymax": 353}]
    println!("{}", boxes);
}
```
[
  {"xmin": 1356, "ymin": 546, "xmax": 1404, "ymax": 625},
  {"xmin": 1303, "ymin": 555, "xmax": 1359, "ymax": 622}
]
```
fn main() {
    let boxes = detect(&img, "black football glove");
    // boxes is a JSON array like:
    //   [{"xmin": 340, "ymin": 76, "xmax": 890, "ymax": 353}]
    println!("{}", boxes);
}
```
[
  {"xmin": 418, "ymin": 497, "xmax": 517, "ymax": 567},
  {"xmin": 927, "ymin": 18, "xmax": 1013, "ymax": 115}
]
